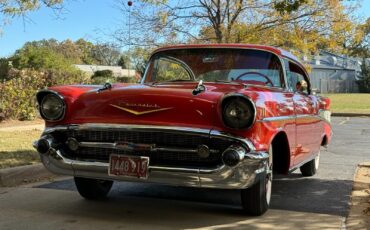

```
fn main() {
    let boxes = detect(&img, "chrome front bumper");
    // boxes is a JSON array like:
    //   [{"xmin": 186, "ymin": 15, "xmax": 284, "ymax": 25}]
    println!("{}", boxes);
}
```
[{"xmin": 33, "ymin": 124, "xmax": 269, "ymax": 189}]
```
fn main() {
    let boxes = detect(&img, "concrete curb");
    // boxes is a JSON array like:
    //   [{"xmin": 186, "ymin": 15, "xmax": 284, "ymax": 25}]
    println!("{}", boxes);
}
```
[
  {"xmin": 0, "ymin": 164, "xmax": 55, "ymax": 187},
  {"xmin": 332, "ymin": 113, "xmax": 370, "ymax": 117},
  {"xmin": 346, "ymin": 162, "xmax": 370, "ymax": 229}
]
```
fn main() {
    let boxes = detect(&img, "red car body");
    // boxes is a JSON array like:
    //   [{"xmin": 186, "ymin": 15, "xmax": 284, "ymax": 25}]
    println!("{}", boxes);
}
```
[{"xmin": 34, "ymin": 44, "xmax": 332, "ymax": 215}]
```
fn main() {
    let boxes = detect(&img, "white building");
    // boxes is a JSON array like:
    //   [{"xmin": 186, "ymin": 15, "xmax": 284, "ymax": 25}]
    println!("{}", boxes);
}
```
[{"xmin": 74, "ymin": 64, "xmax": 136, "ymax": 78}]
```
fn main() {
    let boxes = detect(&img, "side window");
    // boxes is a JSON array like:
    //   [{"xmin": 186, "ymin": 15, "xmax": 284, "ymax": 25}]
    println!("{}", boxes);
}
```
[
  {"xmin": 285, "ymin": 60, "xmax": 310, "ymax": 94},
  {"xmin": 153, "ymin": 57, "xmax": 191, "ymax": 82}
]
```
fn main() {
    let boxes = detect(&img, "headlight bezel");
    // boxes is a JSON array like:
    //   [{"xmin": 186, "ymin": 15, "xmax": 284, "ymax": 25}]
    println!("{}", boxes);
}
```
[
  {"xmin": 37, "ymin": 91, "xmax": 66, "ymax": 122},
  {"xmin": 221, "ymin": 95, "xmax": 256, "ymax": 130}
]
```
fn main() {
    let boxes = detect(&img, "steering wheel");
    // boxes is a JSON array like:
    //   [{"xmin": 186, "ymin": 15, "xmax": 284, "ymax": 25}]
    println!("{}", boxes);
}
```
[{"xmin": 235, "ymin": 72, "xmax": 274, "ymax": 87}]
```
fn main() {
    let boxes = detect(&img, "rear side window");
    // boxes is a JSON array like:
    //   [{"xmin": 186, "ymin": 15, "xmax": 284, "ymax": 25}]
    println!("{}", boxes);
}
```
[{"xmin": 285, "ymin": 60, "xmax": 310, "ymax": 94}]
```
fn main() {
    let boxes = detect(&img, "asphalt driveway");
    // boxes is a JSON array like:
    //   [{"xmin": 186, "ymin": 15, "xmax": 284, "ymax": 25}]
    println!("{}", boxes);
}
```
[{"xmin": 0, "ymin": 117, "xmax": 369, "ymax": 229}]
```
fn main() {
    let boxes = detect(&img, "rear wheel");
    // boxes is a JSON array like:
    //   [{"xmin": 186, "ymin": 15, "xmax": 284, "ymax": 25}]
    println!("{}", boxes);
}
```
[
  {"xmin": 241, "ymin": 146, "xmax": 272, "ymax": 216},
  {"xmin": 300, "ymin": 150, "xmax": 320, "ymax": 177},
  {"xmin": 74, "ymin": 177, "xmax": 113, "ymax": 200}
]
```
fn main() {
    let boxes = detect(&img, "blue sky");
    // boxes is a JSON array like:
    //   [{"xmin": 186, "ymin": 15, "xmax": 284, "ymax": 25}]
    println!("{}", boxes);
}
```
[
  {"xmin": 0, "ymin": 0, "xmax": 124, "ymax": 57},
  {"xmin": 0, "ymin": 0, "xmax": 369, "ymax": 57}
]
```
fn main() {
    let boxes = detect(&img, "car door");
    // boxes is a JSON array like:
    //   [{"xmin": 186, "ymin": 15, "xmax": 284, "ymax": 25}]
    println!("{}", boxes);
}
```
[{"xmin": 285, "ymin": 61, "xmax": 317, "ymax": 166}]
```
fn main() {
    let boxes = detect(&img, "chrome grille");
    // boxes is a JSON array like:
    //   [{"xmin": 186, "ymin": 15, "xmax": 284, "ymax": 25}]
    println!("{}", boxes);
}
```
[
  {"xmin": 53, "ymin": 129, "xmax": 235, "ymax": 167},
  {"xmin": 69, "ymin": 130, "xmax": 209, "ymax": 147}
]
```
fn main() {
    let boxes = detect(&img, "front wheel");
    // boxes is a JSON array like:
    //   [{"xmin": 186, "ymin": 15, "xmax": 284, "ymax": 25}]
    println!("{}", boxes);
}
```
[
  {"xmin": 300, "ymin": 151, "xmax": 320, "ymax": 177},
  {"xmin": 74, "ymin": 177, "xmax": 113, "ymax": 200},
  {"xmin": 241, "ymin": 146, "xmax": 272, "ymax": 216}
]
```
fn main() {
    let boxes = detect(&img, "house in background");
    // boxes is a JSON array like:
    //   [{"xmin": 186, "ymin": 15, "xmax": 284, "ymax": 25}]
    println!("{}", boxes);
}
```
[
  {"xmin": 74, "ymin": 64, "xmax": 138, "ymax": 80},
  {"xmin": 304, "ymin": 51, "xmax": 367, "ymax": 93}
]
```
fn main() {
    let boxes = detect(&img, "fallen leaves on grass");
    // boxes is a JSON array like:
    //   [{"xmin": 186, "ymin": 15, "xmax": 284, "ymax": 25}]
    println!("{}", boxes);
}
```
[{"xmin": 0, "ymin": 129, "xmax": 41, "ymax": 168}]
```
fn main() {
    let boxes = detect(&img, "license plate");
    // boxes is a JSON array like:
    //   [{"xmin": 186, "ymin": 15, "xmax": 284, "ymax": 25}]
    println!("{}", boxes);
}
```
[{"xmin": 109, "ymin": 154, "xmax": 149, "ymax": 179}]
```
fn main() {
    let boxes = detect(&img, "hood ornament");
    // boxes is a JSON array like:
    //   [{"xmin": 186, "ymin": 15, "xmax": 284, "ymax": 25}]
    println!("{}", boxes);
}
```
[
  {"xmin": 110, "ymin": 104, "xmax": 173, "ymax": 116},
  {"xmin": 192, "ymin": 80, "xmax": 206, "ymax": 95}
]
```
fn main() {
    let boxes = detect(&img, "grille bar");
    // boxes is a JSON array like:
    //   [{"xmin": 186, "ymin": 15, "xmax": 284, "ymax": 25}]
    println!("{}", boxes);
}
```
[{"xmin": 53, "ymin": 129, "xmax": 236, "ymax": 168}]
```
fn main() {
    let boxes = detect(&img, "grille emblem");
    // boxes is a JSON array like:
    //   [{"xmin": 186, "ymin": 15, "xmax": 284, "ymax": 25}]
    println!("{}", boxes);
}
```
[{"xmin": 110, "ymin": 104, "xmax": 173, "ymax": 115}]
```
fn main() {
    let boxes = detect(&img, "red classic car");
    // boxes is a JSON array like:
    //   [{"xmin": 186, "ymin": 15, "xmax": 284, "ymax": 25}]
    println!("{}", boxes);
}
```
[{"xmin": 34, "ymin": 44, "xmax": 332, "ymax": 215}]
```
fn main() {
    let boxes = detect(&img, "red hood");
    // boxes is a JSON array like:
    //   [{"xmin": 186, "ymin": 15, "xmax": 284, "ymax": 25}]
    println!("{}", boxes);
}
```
[{"xmin": 48, "ymin": 82, "xmax": 248, "ymax": 129}]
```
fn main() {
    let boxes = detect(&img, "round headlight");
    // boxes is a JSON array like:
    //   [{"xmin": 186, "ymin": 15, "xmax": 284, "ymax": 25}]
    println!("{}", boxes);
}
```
[
  {"xmin": 222, "ymin": 97, "xmax": 255, "ymax": 129},
  {"xmin": 40, "ymin": 94, "xmax": 65, "ymax": 121}
]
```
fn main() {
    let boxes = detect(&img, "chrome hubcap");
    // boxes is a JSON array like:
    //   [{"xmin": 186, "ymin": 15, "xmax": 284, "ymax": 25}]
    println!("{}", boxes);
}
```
[
  {"xmin": 266, "ymin": 146, "xmax": 273, "ymax": 205},
  {"xmin": 315, "ymin": 151, "xmax": 320, "ymax": 171}
]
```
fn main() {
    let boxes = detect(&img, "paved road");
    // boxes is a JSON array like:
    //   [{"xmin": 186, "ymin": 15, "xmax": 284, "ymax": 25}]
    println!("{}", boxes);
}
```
[{"xmin": 0, "ymin": 117, "xmax": 369, "ymax": 229}]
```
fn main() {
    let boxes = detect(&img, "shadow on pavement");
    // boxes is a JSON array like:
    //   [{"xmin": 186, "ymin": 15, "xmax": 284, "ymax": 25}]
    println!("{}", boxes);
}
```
[{"xmin": 37, "ymin": 173, "xmax": 352, "ymax": 217}]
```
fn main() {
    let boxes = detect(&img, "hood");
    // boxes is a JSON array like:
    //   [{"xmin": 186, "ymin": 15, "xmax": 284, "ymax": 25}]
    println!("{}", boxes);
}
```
[{"xmin": 49, "ymin": 82, "xmax": 246, "ymax": 129}]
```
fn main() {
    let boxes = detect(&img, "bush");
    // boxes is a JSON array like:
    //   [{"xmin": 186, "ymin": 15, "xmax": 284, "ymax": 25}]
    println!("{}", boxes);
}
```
[
  {"xmin": 91, "ymin": 70, "xmax": 114, "ymax": 84},
  {"xmin": 0, "ymin": 68, "xmax": 89, "ymax": 121}
]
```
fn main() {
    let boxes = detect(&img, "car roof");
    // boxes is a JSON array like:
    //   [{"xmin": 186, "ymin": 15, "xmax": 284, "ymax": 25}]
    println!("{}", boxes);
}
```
[{"xmin": 153, "ymin": 43, "xmax": 302, "ymax": 65}]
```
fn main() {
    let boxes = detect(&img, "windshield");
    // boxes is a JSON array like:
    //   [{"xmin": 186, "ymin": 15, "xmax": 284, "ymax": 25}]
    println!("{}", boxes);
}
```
[{"xmin": 144, "ymin": 48, "xmax": 284, "ymax": 87}]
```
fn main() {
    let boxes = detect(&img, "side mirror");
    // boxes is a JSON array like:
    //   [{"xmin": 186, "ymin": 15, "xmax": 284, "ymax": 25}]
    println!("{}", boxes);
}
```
[{"xmin": 311, "ymin": 88, "xmax": 321, "ymax": 95}]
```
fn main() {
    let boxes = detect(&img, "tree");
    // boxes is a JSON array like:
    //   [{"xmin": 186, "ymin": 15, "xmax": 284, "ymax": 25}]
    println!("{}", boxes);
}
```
[
  {"xmin": 8, "ymin": 38, "xmax": 125, "ymax": 66},
  {"xmin": 118, "ymin": 55, "xmax": 128, "ymax": 69},
  {"xmin": 357, "ymin": 59, "xmax": 370, "ymax": 93},
  {"xmin": 115, "ymin": 0, "xmax": 363, "ymax": 60},
  {"xmin": 9, "ymin": 41, "xmax": 87, "ymax": 84},
  {"xmin": 56, "ymin": 39, "xmax": 84, "ymax": 64},
  {"xmin": 348, "ymin": 18, "xmax": 370, "ymax": 58},
  {"xmin": 115, "ymin": 0, "xmax": 351, "ymax": 46},
  {"xmin": 0, "ymin": 0, "xmax": 64, "ymax": 30},
  {"xmin": 0, "ymin": 58, "xmax": 11, "ymax": 80},
  {"xmin": 91, "ymin": 43, "xmax": 121, "ymax": 66},
  {"xmin": 11, "ymin": 43, "xmax": 74, "ymax": 71},
  {"xmin": 198, "ymin": 0, "xmax": 363, "ymax": 56},
  {"xmin": 129, "ymin": 47, "xmax": 152, "ymax": 75},
  {"xmin": 75, "ymin": 39, "xmax": 96, "ymax": 65}
]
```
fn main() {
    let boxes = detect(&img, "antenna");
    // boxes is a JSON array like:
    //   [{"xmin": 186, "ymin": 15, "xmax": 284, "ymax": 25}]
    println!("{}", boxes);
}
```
[{"xmin": 127, "ymin": 1, "xmax": 133, "ymax": 79}]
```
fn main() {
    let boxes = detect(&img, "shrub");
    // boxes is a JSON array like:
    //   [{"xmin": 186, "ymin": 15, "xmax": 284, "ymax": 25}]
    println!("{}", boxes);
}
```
[
  {"xmin": 91, "ymin": 70, "xmax": 114, "ymax": 84},
  {"xmin": 0, "ymin": 68, "xmax": 89, "ymax": 121}
]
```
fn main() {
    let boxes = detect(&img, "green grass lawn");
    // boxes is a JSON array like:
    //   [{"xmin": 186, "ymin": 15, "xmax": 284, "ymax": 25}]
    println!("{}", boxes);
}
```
[
  {"xmin": 0, "ymin": 129, "xmax": 41, "ymax": 169},
  {"xmin": 323, "ymin": 94, "xmax": 370, "ymax": 114}
]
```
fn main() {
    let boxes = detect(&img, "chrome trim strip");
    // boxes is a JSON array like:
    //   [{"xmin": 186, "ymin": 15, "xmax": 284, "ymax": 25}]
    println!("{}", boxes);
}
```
[
  {"xmin": 258, "ymin": 114, "xmax": 332, "ymax": 126},
  {"xmin": 43, "ymin": 126, "xmax": 69, "ymax": 134},
  {"xmin": 71, "ymin": 123, "xmax": 211, "ymax": 135},
  {"xmin": 259, "ymin": 115, "xmax": 296, "ymax": 122},
  {"xmin": 78, "ymin": 141, "xmax": 219, "ymax": 154}
]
